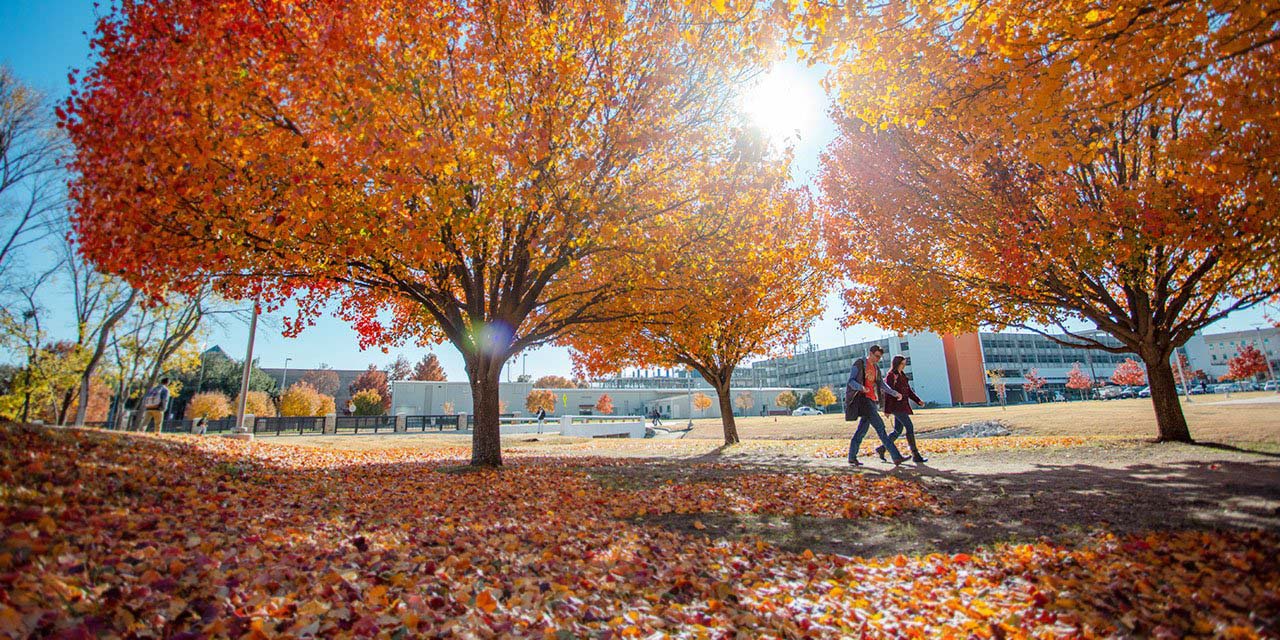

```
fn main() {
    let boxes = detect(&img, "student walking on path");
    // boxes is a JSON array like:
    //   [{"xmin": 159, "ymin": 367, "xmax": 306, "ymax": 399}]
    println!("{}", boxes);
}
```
[
  {"xmin": 138, "ymin": 377, "xmax": 171, "ymax": 434},
  {"xmin": 878, "ymin": 355, "xmax": 928, "ymax": 463},
  {"xmin": 844, "ymin": 345, "xmax": 906, "ymax": 466}
]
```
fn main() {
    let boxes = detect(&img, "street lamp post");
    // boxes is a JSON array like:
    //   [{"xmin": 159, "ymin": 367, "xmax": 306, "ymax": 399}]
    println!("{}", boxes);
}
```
[
  {"xmin": 1254, "ymin": 327, "xmax": 1277, "ymax": 392},
  {"xmin": 1172, "ymin": 349, "xmax": 1192, "ymax": 404},
  {"xmin": 686, "ymin": 369, "xmax": 693, "ymax": 429},
  {"xmin": 281, "ymin": 357, "xmax": 292, "ymax": 392}
]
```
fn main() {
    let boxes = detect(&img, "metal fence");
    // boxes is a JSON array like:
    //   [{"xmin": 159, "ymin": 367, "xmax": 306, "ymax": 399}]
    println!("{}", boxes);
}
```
[
  {"xmin": 404, "ymin": 414, "xmax": 460, "ymax": 432},
  {"xmin": 162, "ymin": 418, "xmax": 197, "ymax": 433},
  {"xmin": 253, "ymin": 416, "xmax": 325, "ymax": 436},
  {"xmin": 202, "ymin": 417, "xmax": 237, "ymax": 434},
  {"xmin": 335, "ymin": 415, "xmax": 397, "ymax": 434}
]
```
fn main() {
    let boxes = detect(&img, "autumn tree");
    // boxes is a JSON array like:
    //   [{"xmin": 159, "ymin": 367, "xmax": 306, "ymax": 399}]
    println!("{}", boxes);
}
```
[
  {"xmin": 411, "ymin": 354, "xmax": 447, "ymax": 382},
  {"xmin": 0, "ymin": 66, "xmax": 65, "ymax": 281},
  {"xmin": 567, "ymin": 154, "xmax": 825, "ymax": 445},
  {"xmin": 533, "ymin": 376, "xmax": 577, "ymax": 389},
  {"xmin": 349, "ymin": 366, "xmax": 390, "ymax": 413},
  {"xmin": 185, "ymin": 391, "xmax": 232, "ymax": 421},
  {"xmin": 301, "ymin": 366, "xmax": 341, "ymax": 398},
  {"xmin": 350, "ymin": 389, "xmax": 385, "ymax": 417},
  {"xmin": 594, "ymin": 394, "xmax": 614, "ymax": 415},
  {"xmin": 279, "ymin": 381, "xmax": 328, "ymax": 417},
  {"xmin": 808, "ymin": 0, "xmax": 1280, "ymax": 442},
  {"xmin": 692, "ymin": 392, "xmax": 713, "ymax": 417},
  {"xmin": 526, "ymin": 390, "xmax": 557, "ymax": 415},
  {"xmin": 733, "ymin": 391, "xmax": 754, "ymax": 416},
  {"xmin": 813, "ymin": 386, "xmax": 837, "ymax": 411},
  {"xmin": 775, "ymin": 391, "xmax": 797, "ymax": 411},
  {"xmin": 236, "ymin": 390, "xmax": 276, "ymax": 419},
  {"xmin": 1023, "ymin": 369, "xmax": 1047, "ymax": 402},
  {"xmin": 384, "ymin": 355, "xmax": 413, "ymax": 383},
  {"xmin": 65, "ymin": 0, "xmax": 781, "ymax": 466},
  {"xmin": 986, "ymin": 369, "xmax": 1008, "ymax": 409},
  {"xmin": 1226, "ymin": 345, "xmax": 1269, "ymax": 383},
  {"xmin": 1066, "ymin": 364, "xmax": 1093, "ymax": 401},
  {"xmin": 1111, "ymin": 358, "xmax": 1148, "ymax": 387}
]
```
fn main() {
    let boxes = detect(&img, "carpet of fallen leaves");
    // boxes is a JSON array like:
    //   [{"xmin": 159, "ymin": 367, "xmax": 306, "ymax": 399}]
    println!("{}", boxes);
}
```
[
  {"xmin": 2, "ymin": 424, "xmax": 1277, "ymax": 639},
  {"xmin": 502, "ymin": 435, "xmax": 1113, "ymax": 460}
]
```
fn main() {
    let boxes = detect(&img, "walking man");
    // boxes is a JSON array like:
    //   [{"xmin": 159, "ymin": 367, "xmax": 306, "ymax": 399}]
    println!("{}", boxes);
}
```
[
  {"xmin": 139, "ymin": 377, "xmax": 171, "ymax": 434},
  {"xmin": 844, "ymin": 346, "xmax": 906, "ymax": 466}
]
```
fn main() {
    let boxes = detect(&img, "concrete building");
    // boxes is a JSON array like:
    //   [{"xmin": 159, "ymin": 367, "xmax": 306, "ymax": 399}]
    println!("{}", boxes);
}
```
[
  {"xmin": 1182, "ymin": 327, "xmax": 1280, "ymax": 381},
  {"xmin": 390, "ymin": 381, "xmax": 809, "ymax": 419},
  {"xmin": 746, "ymin": 333, "xmax": 954, "ymax": 407},
  {"xmin": 262, "ymin": 367, "xmax": 367, "ymax": 408}
]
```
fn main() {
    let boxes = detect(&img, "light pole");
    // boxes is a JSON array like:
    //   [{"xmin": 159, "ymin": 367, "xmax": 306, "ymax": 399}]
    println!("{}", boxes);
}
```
[
  {"xmin": 1172, "ymin": 349, "xmax": 1192, "ymax": 404},
  {"xmin": 281, "ymin": 357, "xmax": 292, "ymax": 392},
  {"xmin": 230, "ymin": 301, "xmax": 259, "ymax": 440},
  {"xmin": 1254, "ymin": 326, "xmax": 1277, "ymax": 392},
  {"xmin": 686, "ymin": 368, "xmax": 693, "ymax": 428},
  {"xmin": 195, "ymin": 346, "xmax": 208, "ymax": 394}
]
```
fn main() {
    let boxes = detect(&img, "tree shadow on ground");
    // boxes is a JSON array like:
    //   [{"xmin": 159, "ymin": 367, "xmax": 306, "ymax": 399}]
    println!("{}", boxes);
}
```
[{"xmin": 632, "ymin": 457, "xmax": 1280, "ymax": 558}]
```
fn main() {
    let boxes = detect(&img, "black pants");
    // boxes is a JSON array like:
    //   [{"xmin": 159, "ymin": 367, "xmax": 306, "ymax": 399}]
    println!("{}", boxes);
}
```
[{"xmin": 882, "ymin": 412, "xmax": 923, "ymax": 460}]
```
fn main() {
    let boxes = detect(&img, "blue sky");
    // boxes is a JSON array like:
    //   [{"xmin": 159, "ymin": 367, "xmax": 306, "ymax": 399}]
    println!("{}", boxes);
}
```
[{"xmin": 1, "ymin": 1, "xmax": 1272, "ymax": 381}]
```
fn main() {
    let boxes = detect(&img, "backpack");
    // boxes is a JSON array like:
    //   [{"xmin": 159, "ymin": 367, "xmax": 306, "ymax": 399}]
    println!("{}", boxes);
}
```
[{"xmin": 143, "ymin": 386, "xmax": 165, "ymax": 410}]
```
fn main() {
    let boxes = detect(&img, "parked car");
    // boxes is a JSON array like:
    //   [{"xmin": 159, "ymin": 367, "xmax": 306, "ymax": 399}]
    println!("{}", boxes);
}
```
[
  {"xmin": 1094, "ymin": 386, "xmax": 1126, "ymax": 400},
  {"xmin": 1138, "ymin": 386, "xmax": 1151, "ymax": 398},
  {"xmin": 791, "ymin": 406, "xmax": 823, "ymax": 416},
  {"xmin": 1188, "ymin": 385, "xmax": 1206, "ymax": 395},
  {"xmin": 1264, "ymin": 380, "xmax": 1279, "ymax": 391}
]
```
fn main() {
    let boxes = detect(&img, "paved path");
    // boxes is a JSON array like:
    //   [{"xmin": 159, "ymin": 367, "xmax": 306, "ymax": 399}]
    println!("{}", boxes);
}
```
[{"xmin": 1204, "ymin": 394, "xmax": 1280, "ymax": 406}]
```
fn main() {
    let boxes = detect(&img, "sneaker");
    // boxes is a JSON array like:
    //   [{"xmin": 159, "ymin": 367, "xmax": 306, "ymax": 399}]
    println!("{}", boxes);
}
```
[
  {"xmin": 848, "ymin": 458, "xmax": 863, "ymax": 467},
  {"xmin": 912, "ymin": 456, "xmax": 928, "ymax": 464},
  {"xmin": 892, "ymin": 456, "xmax": 907, "ymax": 466},
  {"xmin": 875, "ymin": 446, "xmax": 887, "ymax": 462}
]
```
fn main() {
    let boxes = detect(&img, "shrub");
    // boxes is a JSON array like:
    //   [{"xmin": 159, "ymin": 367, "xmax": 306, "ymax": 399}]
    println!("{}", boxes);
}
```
[
  {"xmin": 236, "ymin": 390, "xmax": 276, "ymax": 418},
  {"xmin": 185, "ymin": 391, "xmax": 233, "ymax": 420},
  {"xmin": 279, "ymin": 381, "xmax": 325, "ymax": 417},
  {"xmin": 351, "ymin": 389, "xmax": 385, "ymax": 416}
]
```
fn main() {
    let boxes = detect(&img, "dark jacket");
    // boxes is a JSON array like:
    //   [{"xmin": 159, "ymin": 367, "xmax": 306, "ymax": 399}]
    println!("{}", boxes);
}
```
[
  {"xmin": 843, "ymin": 357, "xmax": 899, "ymax": 420},
  {"xmin": 884, "ymin": 370, "xmax": 923, "ymax": 415}
]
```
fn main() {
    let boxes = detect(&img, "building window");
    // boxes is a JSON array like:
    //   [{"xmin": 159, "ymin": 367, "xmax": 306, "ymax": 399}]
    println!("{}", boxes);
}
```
[{"xmin": 899, "ymin": 341, "xmax": 910, "ymax": 351}]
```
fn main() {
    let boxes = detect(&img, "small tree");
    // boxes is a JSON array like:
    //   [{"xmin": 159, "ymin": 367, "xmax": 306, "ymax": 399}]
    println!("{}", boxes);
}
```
[
  {"xmin": 351, "ymin": 389, "xmax": 385, "ymax": 416},
  {"xmin": 986, "ymin": 369, "xmax": 1007, "ymax": 409},
  {"xmin": 733, "ymin": 392, "xmax": 754, "ymax": 416},
  {"xmin": 185, "ymin": 391, "xmax": 232, "ymax": 420},
  {"xmin": 237, "ymin": 390, "xmax": 276, "ymax": 418},
  {"xmin": 594, "ymin": 394, "xmax": 615, "ymax": 415},
  {"xmin": 1111, "ymin": 358, "xmax": 1148, "ymax": 387},
  {"xmin": 775, "ymin": 391, "xmax": 797, "ymax": 411},
  {"xmin": 411, "ymin": 354, "xmax": 447, "ymax": 382},
  {"xmin": 384, "ymin": 355, "xmax": 412, "ymax": 382},
  {"xmin": 279, "ymin": 381, "xmax": 325, "ymax": 417},
  {"xmin": 1066, "ymin": 363, "xmax": 1093, "ymax": 401},
  {"xmin": 1023, "ymin": 369, "xmax": 1047, "ymax": 403},
  {"xmin": 301, "ymin": 366, "xmax": 340, "ymax": 397},
  {"xmin": 798, "ymin": 390, "xmax": 816, "ymax": 408},
  {"xmin": 533, "ymin": 375, "xmax": 577, "ymax": 389},
  {"xmin": 813, "ymin": 386, "xmax": 837, "ymax": 412},
  {"xmin": 526, "ymin": 390, "xmax": 557, "ymax": 415},
  {"xmin": 349, "ymin": 365, "xmax": 390, "ymax": 412},
  {"xmin": 316, "ymin": 394, "xmax": 336, "ymax": 417},
  {"xmin": 692, "ymin": 392, "xmax": 713, "ymax": 417},
  {"xmin": 1226, "ymin": 345, "xmax": 1269, "ymax": 382}
]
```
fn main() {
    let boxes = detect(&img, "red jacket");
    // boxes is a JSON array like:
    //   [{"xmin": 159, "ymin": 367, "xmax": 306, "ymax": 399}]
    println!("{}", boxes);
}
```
[{"xmin": 884, "ymin": 370, "xmax": 923, "ymax": 415}]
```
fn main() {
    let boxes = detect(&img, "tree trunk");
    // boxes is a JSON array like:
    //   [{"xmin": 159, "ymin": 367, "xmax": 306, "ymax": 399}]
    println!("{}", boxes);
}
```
[
  {"xmin": 467, "ymin": 356, "xmax": 504, "ymax": 467},
  {"xmin": 1144, "ymin": 353, "xmax": 1193, "ymax": 443},
  {"xmin": 76, "ymin": 289, "xmax": 136, "ymax": 427},
  {"xmin": 714, "ymin": 382, "xmax": 740, "ymax": 445}
]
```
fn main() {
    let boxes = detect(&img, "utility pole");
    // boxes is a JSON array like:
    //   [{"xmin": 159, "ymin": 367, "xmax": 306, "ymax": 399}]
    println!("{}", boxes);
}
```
[
  {"xmin": 281, "ymin": 357, "xmax": 292, "ymax": 392},
  {"xmin": 230, "ymin": 301, "xmax": 259, "ymax": 440},
  {"xmin": 1255, "ymin": 326, "xmax": 1277, "ymax": 392}
]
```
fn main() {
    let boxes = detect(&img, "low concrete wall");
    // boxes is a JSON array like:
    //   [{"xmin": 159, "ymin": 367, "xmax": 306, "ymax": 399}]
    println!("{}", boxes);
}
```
[{"xmin": 559, "ymin": 415, "xmax": 645, "ymax": 439}]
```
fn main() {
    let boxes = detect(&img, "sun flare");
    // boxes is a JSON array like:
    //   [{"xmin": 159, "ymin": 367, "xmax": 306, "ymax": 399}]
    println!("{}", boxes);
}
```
[{"xmin": 740, "ymin": 64, "xmax": 821, "ymax": 147}]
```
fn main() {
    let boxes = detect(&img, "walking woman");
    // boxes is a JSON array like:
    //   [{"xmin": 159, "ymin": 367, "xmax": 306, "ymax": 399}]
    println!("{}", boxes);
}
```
[{"xmin": 877, "ymin": 355, "xmax": 928, "ymax": 463}]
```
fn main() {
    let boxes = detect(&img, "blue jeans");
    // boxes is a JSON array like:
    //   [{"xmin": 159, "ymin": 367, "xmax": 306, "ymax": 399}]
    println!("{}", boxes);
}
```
[
  {"xmin": 883, "ymin": 413, "xmax": 923, "ymax": 460},
  {"xmin": 848, "ymin": 396, "xmax": 904, "ymax": 462}
]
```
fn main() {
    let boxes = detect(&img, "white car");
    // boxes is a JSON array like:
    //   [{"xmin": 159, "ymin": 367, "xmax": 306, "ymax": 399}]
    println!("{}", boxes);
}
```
[{"xmin": 791, "ymin": 406, "xmax": 823, "ymax": 416}]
